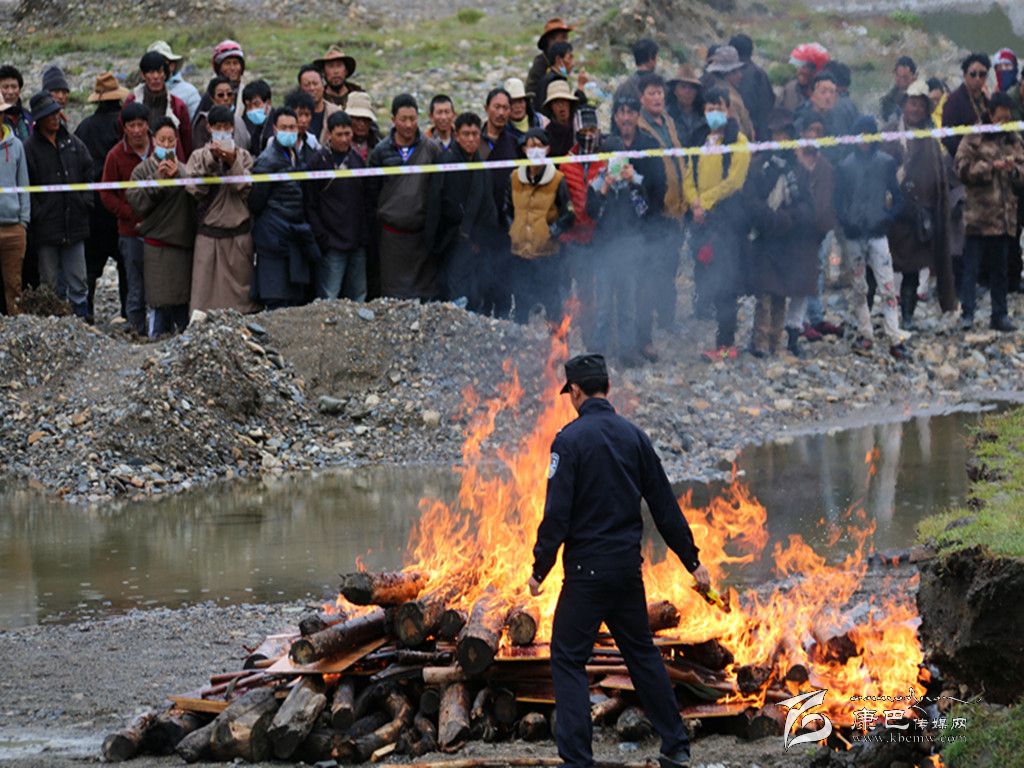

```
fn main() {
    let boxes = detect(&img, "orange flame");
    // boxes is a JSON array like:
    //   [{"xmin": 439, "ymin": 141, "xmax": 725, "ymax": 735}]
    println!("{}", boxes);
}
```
[{"xmin": 386, "ymin": 319, "xmax": 922, "ymax": 725}]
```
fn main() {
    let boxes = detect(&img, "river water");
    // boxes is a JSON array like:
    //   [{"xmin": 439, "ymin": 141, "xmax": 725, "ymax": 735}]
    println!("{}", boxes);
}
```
[{"xmin": 0, "ymin": 409, "xmax": 993, "ymax": 630}]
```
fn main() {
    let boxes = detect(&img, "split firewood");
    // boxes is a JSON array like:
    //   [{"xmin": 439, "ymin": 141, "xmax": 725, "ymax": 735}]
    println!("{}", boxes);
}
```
[
  {"xmin": 423, "ymin": 665, "xmax": 467, "ymax": 686},
  {"xmin": 505, "ymin": 605, "xmax": 540, "ymax": 646},
  {"xmin": 420, "ymin": 686, "xmax": 442, "ymax": 717},
  {"xmin": 268, "ymin": 677, "xmax": 328, "ymax": 759},
  {"xmin": 299, "ymin": 609, "xmax": 347, "ymax": 637},
  {"xmin": 516, "ymin": 711, "xmax": 549, "ymax": 741},
  {"xmin": 438, "ymin": 682, "xmax": 471, "ymax": 750},
  {"xmin": 742, "ymin": 705, "xmax": 787, "ymax": 740},
  {"xmin": 209, "ymin": 687, "xmax": 280, "ymax": 762},
  {"xmin": 175, "ymin": 719, "xmax": 218, "ymax": 763},
  {"xmin": 394, "ymin": 582, "xmax": 464, "ymax": 646},
  {"xmin": 492, "ymin": 688, "xmax": 517, "ymax": 726},
  {"xmin": 139, "ymin": 709, "xmax": 204, "ymax": 755},
  {"xmin": 331, "ymin": 677, "xmax": 357, "ymax": 730},
  {"xmin": 289, "ymin": 608, "xmax": 389, "ymax": 665},
  {"xmin": 616, "ymin": 707, "xmax": 653, "ymax": 741},
  {"xmin": 457, "ymin": 590, "xmax": 513, "ymax": 675},
  {"xmin": 736, "ymin": 664, "xmax": 773, "ymax": 695},
  {"xmin": 438, "ymin": 608, "xmax": 468, "ymax": 640},
  {"xmin": 101, "ymin": 710, "xmax": 157, "ymax": 762},
  {"xmin": 647, "ymin": 600, "xmax": 681, "ymax": 632},
  {"xmin": 341, "ymin": 570, "xmax": 427, "ymax": 606},
  {"xmin": 678, "ymin": 638, "xmax": 735, "ymax": 671},
  {"xmin": 333, "ymin": 711, "xmax": 391, "ymax": 761},
  {"xmin": 346, "ymin": 688, "xmax": 415, "ymax": 762},
  {"xmin": 591, "ymin": 693, "xmax": 628, "ymax": 724},
  {"xmin": 371, "ymin": 742, "xmax": 399, "ymax": 762}
]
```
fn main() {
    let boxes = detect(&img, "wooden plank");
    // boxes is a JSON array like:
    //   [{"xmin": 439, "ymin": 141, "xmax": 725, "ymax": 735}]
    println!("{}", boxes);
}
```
[
  {"xmin": 680, "ymin": 702, "xmax": 751, "ymax": 719},
  {"xmin": 597, "ymin": 674, "xmax": 635, "ymax": 692},
  {"xmin": 267, "ymin": 637, "xmax": 387, "ymax": 675},
  {"xmin": 169, "ymin": 696, "xmax": 231, "ymax": 715}
]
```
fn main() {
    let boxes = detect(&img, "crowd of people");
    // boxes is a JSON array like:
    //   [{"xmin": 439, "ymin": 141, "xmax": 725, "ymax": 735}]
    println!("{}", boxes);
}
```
[{"xmin": 1, "ymin": 22, "xmax": 1023, "ymax": 365}]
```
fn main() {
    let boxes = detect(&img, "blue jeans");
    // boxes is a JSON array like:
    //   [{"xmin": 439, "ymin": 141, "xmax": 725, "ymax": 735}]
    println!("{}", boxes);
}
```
[
  {"xmin": 317, "ymin": 246, "xmax": 367, "ymax": 301},
  {"xmin": 118, "ymin": 236, "xmax": 146, "ymax": 334},
  {"xmin": 37, "ymin": 241, "xmax": 88, "ymax": 317}
]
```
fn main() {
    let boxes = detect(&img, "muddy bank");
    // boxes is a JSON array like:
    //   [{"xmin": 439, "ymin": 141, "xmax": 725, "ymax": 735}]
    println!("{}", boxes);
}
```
[{"xmin": 4, "ymin": 280, "xmax": 1024, "ymax": 503}]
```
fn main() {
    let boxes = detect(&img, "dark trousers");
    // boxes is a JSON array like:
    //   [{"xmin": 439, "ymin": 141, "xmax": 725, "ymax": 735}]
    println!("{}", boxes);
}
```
[
  {"xmin": 961, "ymin": 235, "xmax": 1010, "ymax": 322},
  {"xmin": 899, "ymin": 270, "xmax": 919, "ymax": 321},
  {"xmin": 510, "ymin": 250, "xmax": 564, "ymax": 325},
  {"xmin": 551, "ymin": 567, "xmax": 689, "ymax": 768},
  {"xmin": 150, "ymin": 304, "xmax": 189, "ymax": 336}
]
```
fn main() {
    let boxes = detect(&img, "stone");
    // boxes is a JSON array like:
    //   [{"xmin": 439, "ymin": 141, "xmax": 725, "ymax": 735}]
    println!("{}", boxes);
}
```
[
  {"xmin": 422, "ymin": 410, "xmax": 442, "ymax": 428},
  {"xmin": 772, "ymin": 398, "xmax": 793, "ymax": 412},
  {"xmin": 936, "ymin": 363, "xmax": 959, "ymax": 385},
  {"xmin": 356, "ymin": 308, "xmax": 375, "ymax": 321},
  {"xmin": 27, "ymin": 430, "xmax": 45, "ymax": 446},
  {"xmin": 364, "ymin": 394, "xmax": 381, "ymax": 408},
  {"xmin": 317, "ymin": 396, "xmax": 345, "ymax": 415},
  {"xmin": 190, "ymin": 309, "xmax": 208, "ymax": 325}
]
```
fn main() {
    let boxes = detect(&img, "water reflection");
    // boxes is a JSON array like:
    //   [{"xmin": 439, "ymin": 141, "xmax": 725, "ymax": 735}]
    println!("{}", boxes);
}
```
[{"xmin": 0, "ymin": 411, "xmax": 986, "ymax": 629}]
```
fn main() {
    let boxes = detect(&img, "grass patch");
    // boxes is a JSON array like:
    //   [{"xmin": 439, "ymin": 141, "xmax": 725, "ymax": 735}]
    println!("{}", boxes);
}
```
[
  {"xmin": 917, "ymin": 408, "xmax": 1024, "ymax": 558},
  {"xmin": 456, "ymin": 8, "xmax": 485, "ymax": 25},
  {"xmin": 940, "ymin": 701, "xmax": 1024, "ymax": 767},
  {"xmin": 890, "ymin": 10, "xmax": 924, "ymax": 28}
]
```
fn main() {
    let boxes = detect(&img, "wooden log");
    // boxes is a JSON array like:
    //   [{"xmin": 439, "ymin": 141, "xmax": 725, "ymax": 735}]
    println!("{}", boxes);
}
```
[
  {"xmin": 299, "ymin": 610, "xmax": 347, "ymax": 636},
  {"xmin": 289, "ymin": 608, "xmax": 388, "ymax": 665},
  {"xmin": 101, "ymin": 711, "xmax": 156, "ymax": 762},
  {"xmin": 516, "ymin": 711, "xmax": 549, "ymax": 741},
  {"xmin": 591, "ymin": 693, "xmax": 627, "ymax": 724},
  {"xmin": 438, "ymin": 682, "xmax": 471, "ymax": 751},
  {"xmin": 438, "ymin": 608, "xmax": 468, "ymax": 641},
  {"xmin": 647, "ymin": 600, "xmax": 680, "ymax": 633},
  {"xmin": 394, "ymin": 581, "xmax": 466, "ymax": 647},
  {"xmin": 471, "ymin": 687, "xmax": 493, "ymax": 724},
  {"xmin": 457, "ymin": 591, "xmax": 512, "ymax": 675},
  {"xmin": 679, "ymin": 638, "xmax": 735, "ymax": 671},
  {"xmin": 420, "ymin": 686, "xmax": 442, "ymax": 718},
  {"xmin": 293, "ymin": 726, "xmax": 334, "ymax": 764},
  {"xmin": 735, "ymin": 664, "xmax": 773, "ymax": 695},
  {"xmin": 269, "ymin": 677, "xmax": 328, "ymax": 759},
  {"xmin": 415, "ymin": 708, "xmax": 438, "ymax": 742},
  {"xmin": 743, "ymin": 705, "xmax": 787, "ymax": 741},
  {"xmin": 140, "ymin": 709, "xmax": 205, "ymax": 755},
  {"xmin": 492, "ymin": 688, "xmax": 517, "ymax": 726},
  {"xmin": 175, "ymin": 719, "xmax": 217, "ymax": 763},
  {"xmin": 346, "ymin": 689, "xmax": 415, "ymax": 762},
  {"xmin": 616, "ymin": 707, "xmax": 653, "ymax": 741},
  {"xmin": 371, "ymin": 742, "xmax": 399, "ymax": 762},
  {"xmin": 342, "ymin": 570, "xmax": 427, "ymax": 606},
  {"xmin": 209, "ymin": 687, "xmax": 280, "ymax": 762},
  {"xmin": 243, "ymin": 632, "xmax": 296, "ymax": 669},
  {"xmin": 331, "ymin": 677, "xmax": 357, "ymax": 731},
  {"xmin": 423, "ymin": 665, "xmax": 467, "ymax": 686},
  {"xmin": 809, "ymin": 620, "xmax": 860, "ymax": 664},
  {"xmin": 333, "ymin": 710, "xmax": 390, "ymax": 763},
  {"xmin": 505, "ymin": 605, "xmax": 540, "ymax": 646}
]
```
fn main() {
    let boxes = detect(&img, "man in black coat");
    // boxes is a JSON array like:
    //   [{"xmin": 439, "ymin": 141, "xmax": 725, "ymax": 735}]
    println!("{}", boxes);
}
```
[
  {"xmin": 74, "ymin": 72, "xmax": 130, "ymax": 321},
  {"xmin": 24, "ymin": 91, "xmax": 93, "ymax": 319},
  {"xmin": 729, "ymin": 33, "xmax": 775, "ymax": 140},
  {"xmin": 530, "ymin": 353, "xmax": 711, "ymax": 768},
  {"xmin": 425, "ymin": 111, "xmax": 497, "ymax": 309}
]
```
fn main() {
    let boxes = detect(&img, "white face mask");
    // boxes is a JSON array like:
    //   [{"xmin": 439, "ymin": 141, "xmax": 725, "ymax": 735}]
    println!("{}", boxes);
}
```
[
  {"xmin": 212, "ymin": 130, "xmax": 234, "ymax": 150},
  {"xmin": 525, "ymin": 146, "xmax": 547, "ymax": 162}
]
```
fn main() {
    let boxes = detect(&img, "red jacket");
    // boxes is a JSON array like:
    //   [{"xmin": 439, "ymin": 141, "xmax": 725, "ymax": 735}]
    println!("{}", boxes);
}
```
[
  {"xmin": 559, "ymin": 148, "xmax": 606, "ymax": 245},
  {"xmin": 101, "ymin": 137, "xmax": 152, "ymax": 236},
  {"xmin": 125, "ymin": 87, "xmax": 193, "ymax": 160}
]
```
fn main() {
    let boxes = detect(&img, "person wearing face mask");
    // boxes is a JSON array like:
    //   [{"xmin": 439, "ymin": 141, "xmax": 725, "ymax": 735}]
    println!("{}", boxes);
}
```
[
  {"xmin": 993, "ymin": 48, "xmax": 1019, "ymax": 94},
  {"xmin": 125, "ymin": 51, "xmax": 193, "ymax": 160},
  {"xmin": 126, "ymin": 117, "xmax": 198, "ymax": 336},
  {"xmin": 249, "ymin": 107, "xmax": 322, "ymax": 310},
  {"xmin": 942, "ymin": 53, "xmax": 991, "ymax": 159},
  {"xmin": 684, "ymin": 87, "xmax": 751, "ymax": 363},
  {"xmin": 559, "ymin": 107, "xmax": 606, "ymax": 342},
  {"xmin": 184, "ymin": 105, "xmax": 257, "ymax": 314},
  {"xmin": 503, "ymin": 128, "xmax": 575, "ymax": 326},
  {"xmin": 192, "ymin": 76, "xmax": 250, "ymax": 155},
  {"xmin": 241, "ymin": 80, "xmax": 273, "ymax": 156},
  {"xmin": 534, "ymin": 41, "xmax": 589, "ymax": 116},
  {"xmin": 526, "ymin": 17, "xmax": 574, "ymax": 102},
  {"xmin": 101, "ymin": 102, "xmax": 153, "ymax": 336}
]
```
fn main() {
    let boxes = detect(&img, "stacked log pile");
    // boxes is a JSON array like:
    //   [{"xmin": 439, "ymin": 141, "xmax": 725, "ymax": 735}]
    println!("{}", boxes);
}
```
[{"xmin": 101, "ymin": 570, "xmax": 864, "ymax": 764}]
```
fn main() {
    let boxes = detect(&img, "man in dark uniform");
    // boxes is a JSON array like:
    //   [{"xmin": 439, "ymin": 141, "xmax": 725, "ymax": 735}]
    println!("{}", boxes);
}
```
[{"xmin": 529, "ymin": 353, "xmax": 711, "ymax": 768}]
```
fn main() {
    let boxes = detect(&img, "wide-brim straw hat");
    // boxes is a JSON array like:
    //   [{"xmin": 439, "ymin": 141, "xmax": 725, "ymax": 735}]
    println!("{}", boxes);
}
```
[
  {"xmin": 538, "ymin": 18, "xmax": 574, "ymax": 50},
  {"xmin": 87, "ymin": 71, "xmax": 130, "ymax": 102},
  {"xmin": 543, "ymin": 79, "xmax": 578, "ymax": 106},
  {"xmin": 504, "ymin": 77, "xmax": 532, "ymax": 101},
  {"xmin": 667, "ymin": 63, "xmax": 702, "ymax": 88},
  {"xmin": 345, "ymin": 91, "xmax": 375, "ymax": 120}
]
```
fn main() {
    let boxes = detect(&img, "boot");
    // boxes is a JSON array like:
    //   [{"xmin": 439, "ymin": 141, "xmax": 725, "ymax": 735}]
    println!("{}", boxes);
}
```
[{"xmin": 786, "ymin": 327, "xmax": 802, "ymax": 358}]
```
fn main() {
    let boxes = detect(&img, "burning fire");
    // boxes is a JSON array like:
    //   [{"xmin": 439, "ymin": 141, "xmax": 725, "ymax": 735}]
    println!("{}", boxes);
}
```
[{"xmin": 340, "ymin": 318, "xmax": 925, "ymax": 727}]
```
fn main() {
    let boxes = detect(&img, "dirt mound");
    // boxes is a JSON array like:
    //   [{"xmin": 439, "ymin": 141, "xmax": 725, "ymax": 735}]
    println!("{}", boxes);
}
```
[
  {"xmin": 585, "ymin": 0, "xmax": 722, "ymax": 60},
  {"xmin": 916, "ymin": 546, "xmax": 1024, "ymax": 705}
]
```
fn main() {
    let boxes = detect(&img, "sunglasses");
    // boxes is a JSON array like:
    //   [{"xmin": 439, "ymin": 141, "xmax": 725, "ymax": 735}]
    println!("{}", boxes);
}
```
[{"xmin": 967, "ymin": 70, "xmax": 989, "ymax": 79}]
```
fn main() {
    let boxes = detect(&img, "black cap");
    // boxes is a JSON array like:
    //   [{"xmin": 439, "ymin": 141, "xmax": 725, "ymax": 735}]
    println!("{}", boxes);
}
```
[
  {"xmin": 560, "ymin": 353, "xmax": 608, "ymax": 394},
  {"xmin": 207, "ymin": 105, "xmax": 234, "ymax": 127},
  {"xmin": 519, "ymin": 126, "xmax": 549, "ymax": 146},
  {"xmin": 28, "ymin": 90, "xmax": 61, "ymax": 121}
]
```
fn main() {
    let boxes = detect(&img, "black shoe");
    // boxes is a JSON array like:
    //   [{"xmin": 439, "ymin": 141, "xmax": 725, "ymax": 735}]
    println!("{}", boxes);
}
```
[
  {"xmin": 749, "ymin": 346, "xmax": 768, "ymax": 359},
  {"xmin": 890, "ymin": 342, "xmax": 910, "ymax": 360},
  {"xmin": 659, "ymin": 748, "xmax": 691, "ymax": 768},
  {"xmin": 991, "ymin": 316, "xmax": 1017, "ymax": 332},
  {"xmin": 786, "ymin": 327, "xmax": 802, "ymax": 358}
]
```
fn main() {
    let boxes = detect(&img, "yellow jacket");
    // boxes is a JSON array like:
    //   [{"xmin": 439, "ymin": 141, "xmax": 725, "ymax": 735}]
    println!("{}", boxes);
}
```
[{"xmin": 683, "ymin": 131, "xmax": 750, "ymax": 212}]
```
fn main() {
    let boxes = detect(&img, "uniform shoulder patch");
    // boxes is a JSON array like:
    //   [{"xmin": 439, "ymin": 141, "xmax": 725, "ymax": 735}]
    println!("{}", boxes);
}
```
[{"xmin": 548, "ymin": 452, "xmax": 560, "ymax": 479}]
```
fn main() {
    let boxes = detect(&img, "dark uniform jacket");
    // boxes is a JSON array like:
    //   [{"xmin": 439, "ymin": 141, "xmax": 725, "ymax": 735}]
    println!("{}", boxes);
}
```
[
  {"xmin": 532, "ymin": 398, "xmax": 700, "ymax": 583},
  {"xmin": 24, "ymin": 124, "xmax": 94, "ymax": 246}
]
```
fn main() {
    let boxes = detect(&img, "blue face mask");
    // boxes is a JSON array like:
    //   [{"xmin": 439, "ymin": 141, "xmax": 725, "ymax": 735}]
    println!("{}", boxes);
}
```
[
  {"xmin": 706, "ymin": 110, "xmax": 728, "ymax": 131},
  {"xmin": 557, "ymin": 65, "xmax": 569, "ymax": 77},
  {"xmin": 153, "ymin": 145, "xmax": 175, "ymax": 161},
  {"xmin": 246, "ymin": 108, "xmax": 267, "ymax": 126},
  {"xmin": 276, "ymin": 130, "xmax": 298, "ymax": 148}
]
